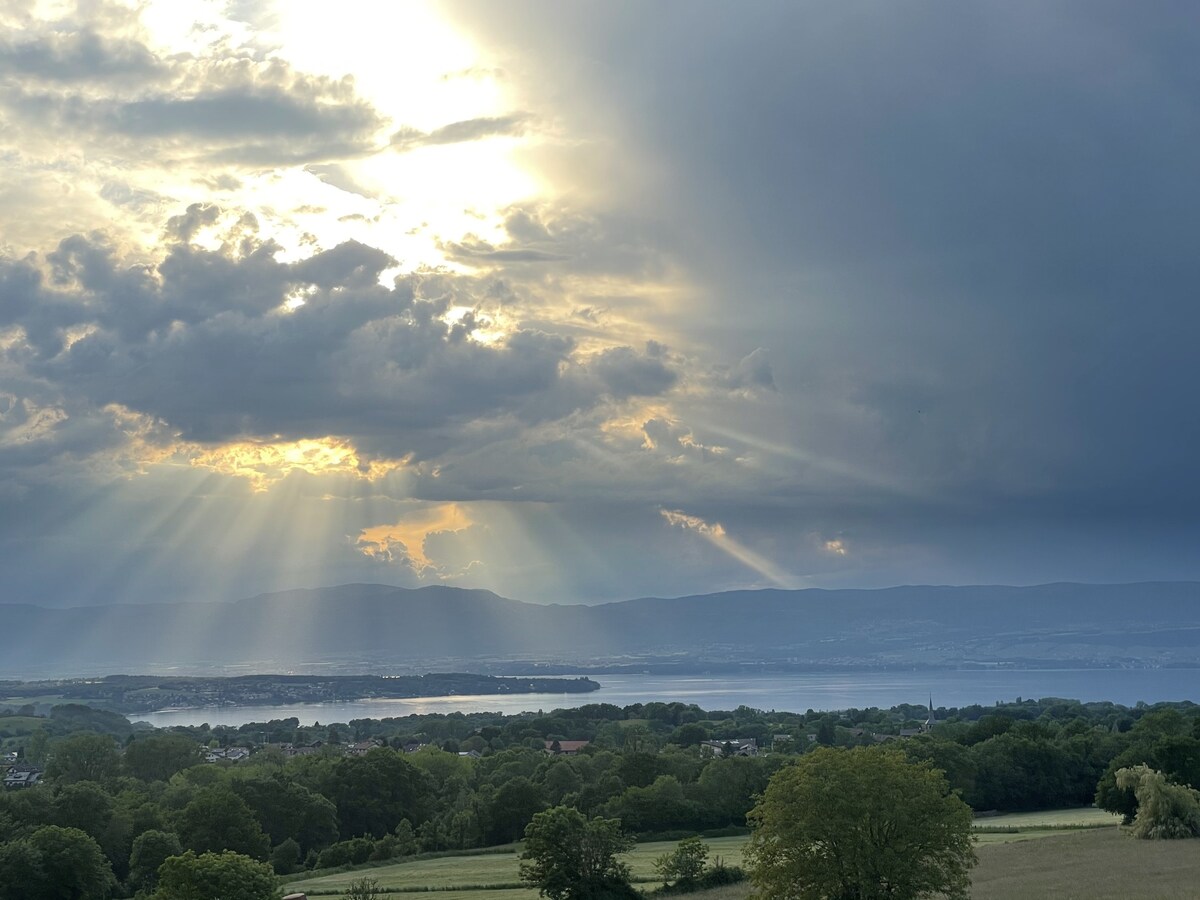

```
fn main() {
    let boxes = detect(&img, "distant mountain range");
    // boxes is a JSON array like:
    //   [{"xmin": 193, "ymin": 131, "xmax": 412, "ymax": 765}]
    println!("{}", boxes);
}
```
[{"xmin": 3, "ymin": 582, "xmax": 1200, "ymax": 677}]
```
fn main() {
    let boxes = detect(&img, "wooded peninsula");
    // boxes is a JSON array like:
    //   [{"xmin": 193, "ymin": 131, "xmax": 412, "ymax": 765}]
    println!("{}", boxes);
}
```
[{"xmin": 0, "ymin": 674, "xmax": 600, "ymax": 715}]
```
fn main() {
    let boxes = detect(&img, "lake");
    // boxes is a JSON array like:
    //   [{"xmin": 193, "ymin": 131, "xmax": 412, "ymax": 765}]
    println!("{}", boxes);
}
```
[{"xmin": 134, "ymin": 668, "xmax": 1200, "ymax": 727}]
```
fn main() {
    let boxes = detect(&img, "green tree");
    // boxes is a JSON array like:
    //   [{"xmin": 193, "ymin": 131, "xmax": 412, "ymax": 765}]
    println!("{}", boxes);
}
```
[
  {"xmin": 26, "ymin": 727, "xmax": 50, "ymax": 766},
  {"xmin": 654, "ymin": 836, "xmax": 708, "ymax": 886},
  {"xmin": 269, "ymin": 837, "xmax": 302, "ymax": 875},
  {"xmin": 176, "ymin": 787, "xmax": 271, "ymax": 860},
  {"xmin": 51, "ymin": 781, "xmax": 133, "ymax": 880},
  {"xmin": 1096, "ymin": 735, "xmax": 1200, "ymax": 822},
  {"xmin": 123, "ymin": 732, "xmax": 202, "ymax": 782},
  {"xmin": 52, "ymin": 781, "xmax": 115, "ymax": 840},
  {"xmin": 488, "ymin": 775, "xmax": 547, "ymax": 843},
  {"xmin": 746, "ymin": 746, "xmax": 976, "ymax": 900},
  {"xmin": 1115, "ymin": 765, "xmax": 1200, "ymax": 839},
  {"xmin": 695, "ymin": 756, "xmax": 779, "ymax": 828},
  {"xmin": 0, "ymin": 838, "xmax": 42, "ymax": 900},
  {"xmin": 393, "ymin": 818, "xmax": 419, "ymax": 855},
  {"xmin": 669, "ymin": 723, "xmax": 709, "ymax": 748},
  {"xmin": 0, "ymin": 825, "xmax": 116, "ymax": 900},
  {"xmin": 519, "ymin": 806, "xmax": 637, "ymax": 900},
  {"xmin": 46, "ymin": 733, "xmax": 120, "ymax": 784},
  {"xmin": 129, "ymin": 829, "xmax": 182, "ymax": 892},
  {"xmin": 600, "ymin": 775, "xmax": 696, "ymax": 833},
  {"xmin": 330, "ymin": 748, "xmax": 431, "ymax": 838},
  {"xmin": 152, "ymin": 850, "xmax": 281, "ymax": 900},
  {"xmin": 232, "ymin": 775, "xmax": 339, "ymax": 853}
]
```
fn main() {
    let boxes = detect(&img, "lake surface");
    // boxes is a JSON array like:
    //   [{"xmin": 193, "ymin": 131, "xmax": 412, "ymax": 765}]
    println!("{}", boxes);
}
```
[{"xmin": 135, "ymin": 668, "xmax": 1200, "ymax": 727}]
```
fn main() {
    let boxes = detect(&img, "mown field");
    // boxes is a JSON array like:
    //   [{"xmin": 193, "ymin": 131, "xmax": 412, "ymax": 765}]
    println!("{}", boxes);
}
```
[
  {"xmin": 971, "ymin": 827, "xmax": 1200, "ymax": 900},
  {"xmin": 283, "ymin": 835, "xmax": 750, "ymax": 898},
  {"xmin": 971, "ymin": 806, "xmax": 1120, "ymax": 845},
  {"xmin": 284, "ymin": 809, "xmax": 1165, "ymax": 900}
]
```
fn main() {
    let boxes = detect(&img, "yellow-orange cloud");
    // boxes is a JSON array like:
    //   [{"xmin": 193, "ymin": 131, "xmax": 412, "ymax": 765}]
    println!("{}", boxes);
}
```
[{"xmin": 356, "ymin": 503, "xmax": 474, "ymax": 572}]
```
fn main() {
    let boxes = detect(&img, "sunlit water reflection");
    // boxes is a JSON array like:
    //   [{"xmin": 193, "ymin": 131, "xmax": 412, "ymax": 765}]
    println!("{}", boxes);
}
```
[{"xmin": 134, "ymin": 669, "xmax": 1200, "ymax": 727}]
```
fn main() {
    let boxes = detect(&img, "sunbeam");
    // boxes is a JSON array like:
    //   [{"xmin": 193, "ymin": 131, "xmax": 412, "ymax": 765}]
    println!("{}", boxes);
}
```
[{"xmin": 661, "ymin": 508, "xmax": 798, "ymax": 589}]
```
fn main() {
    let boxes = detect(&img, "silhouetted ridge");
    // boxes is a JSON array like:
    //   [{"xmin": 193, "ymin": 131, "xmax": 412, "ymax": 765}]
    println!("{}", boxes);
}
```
[{"xmin": 2, "ymin": 582, "xmax": 1199, "ymax": 675}]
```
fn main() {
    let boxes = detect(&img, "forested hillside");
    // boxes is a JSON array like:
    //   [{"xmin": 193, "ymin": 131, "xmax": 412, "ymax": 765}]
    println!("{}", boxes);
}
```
[{"xmin": 2, "ymin": 695, "xmax": 1199, "ymax": 897}]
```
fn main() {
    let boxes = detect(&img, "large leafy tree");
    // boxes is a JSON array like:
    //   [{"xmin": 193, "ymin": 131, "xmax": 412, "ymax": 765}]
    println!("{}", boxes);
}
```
[
  {"xmin": 129, "ymin": 829, "xmax": 182, "ymax": 892},
  {"xmin": 176, "ymin": 787, "xmax": 271, "ymax": 860},
  {"xmin": 1115, "ymin": 765, "xmax": 1200, "ymax": 839},
  {"xmin": 487, "ymin": 775, "xmax": 547, "ymax": 843},
  {"xmin": 152, "ymin": 850, "xmax": 280, "ymax": 900},
  {"xmin": 0, "ymin": 825, "xmax": 116, "ymax": 900},
  {"xmin": 45, "ymin": 733, "xmax": 120, "ymax": 785},
  {"xmin": 746, "ymin": 746, "xmax": 975, "ymax": 900},
  {"xmin": 519, "ymin": 806, "xmax": 637, "ymax": 900},
  {"xmin": 330, "ymin": 748, "xmax": 431, "ymax": 838},
  {"xmin": 123, "ymin": 732, "xmax": 203, "ymax": 782},
  {"xmin": 231, "ymin": 774, "xmax": 339, "ymax": 853},
  {"xmin": 1096, "ymin": 734, "xmax": 1200, "ymax": 822}
]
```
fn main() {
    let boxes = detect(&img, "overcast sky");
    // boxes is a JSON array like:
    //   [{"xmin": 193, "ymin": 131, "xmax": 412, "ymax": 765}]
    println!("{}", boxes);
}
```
[{"xmin": 2, "ymin": 1, "xmax": 1198, "ymax": 607}]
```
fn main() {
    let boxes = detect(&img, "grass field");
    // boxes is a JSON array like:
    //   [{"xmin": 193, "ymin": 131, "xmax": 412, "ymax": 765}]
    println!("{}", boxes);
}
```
[
  {"xmin": 970, "ymin": 807, "xmax": 1121, "ymax": 845},
  {"xmin": 285, "ymin": 812, "xmax": 1199, "ymax": 900},
  {"xmin": 283, "ymin": 836, "xmax": 749, "ymax": 898},
  {"xmin": 973, "ymin": 807, "xmax": 1119, "ymax": 829},
  {"xmin": 971, "ymin": 827, "xmax": 1200, "ymax": 899},
  {"xmin": 0, "ymin": 715, "xmax": 48, "ymax": 735}
]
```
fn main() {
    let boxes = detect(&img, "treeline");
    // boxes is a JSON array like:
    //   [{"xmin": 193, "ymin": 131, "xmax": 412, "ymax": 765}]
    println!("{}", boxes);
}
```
[
  {"xmin": 1, "ymin": 673, "xmax": 600, "ymax": 715},
  {"xmin": 1, "ymin": 696, "xmax": 1199, "ymax": 898}
]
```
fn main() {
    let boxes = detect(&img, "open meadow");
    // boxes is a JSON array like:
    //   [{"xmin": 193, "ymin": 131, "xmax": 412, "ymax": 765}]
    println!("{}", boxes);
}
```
[
  {"xmin": 283, "ymin": 835, "xmax": 751, "ymax": 898},
  {"xmin": 283, "ymin": 811, "xmax": 1192, "ymax": 900},
  {"xmin": 971, "ymin": 826, "xmax": 1200, "ymax": 900}
]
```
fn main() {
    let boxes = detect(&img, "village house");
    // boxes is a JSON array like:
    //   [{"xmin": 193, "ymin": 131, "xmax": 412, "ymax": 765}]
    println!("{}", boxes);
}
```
[
  {"xmin": 544, "ymin": 740, "xmax": 590, "ymax": 755},
  {"xmin": 700, "ymin": 738, "xmax": 758, "ymax": 757},
  {"xmin": 204, "ymin": 747, "xmax": 251, "ymax": 763},
  {"xmin": 3, "ymin": 764, "xmax": 43, "ymax": 789}
]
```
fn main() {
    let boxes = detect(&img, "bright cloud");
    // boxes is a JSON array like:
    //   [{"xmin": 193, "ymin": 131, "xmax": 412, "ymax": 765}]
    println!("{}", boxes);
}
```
[
  {"xmin": 356, "ymin": 503, "xmax": 475, "ymax": 574},
  {"xmin": 2, "ymin": 1, "xmax": 1198, "ymax": 607}
]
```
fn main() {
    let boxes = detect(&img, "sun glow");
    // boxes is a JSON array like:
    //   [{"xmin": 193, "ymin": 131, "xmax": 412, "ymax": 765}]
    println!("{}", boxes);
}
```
[
  {"xmin": 108, "ymin": 1, "xmax": 546, "ymax": 272},
  {"xmin": 190, "ymin": 437, "xmax": 404, "ymax": 490},
  {"xmin": 255, "ymin": 0, "xmax": 540, "ymax": 263}
]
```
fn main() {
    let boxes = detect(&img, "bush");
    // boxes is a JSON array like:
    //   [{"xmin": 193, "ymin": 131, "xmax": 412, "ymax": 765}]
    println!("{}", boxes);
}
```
[
  {"xmin": 654, "ymin": 837, "xmax": 707, "ymax": 886},
  {"xmin": 699, "ymin": 859, "xmax": 745, "ymax": 888},
  {"xmin": 270, "ymin": 838, "xmax": 301, "ymax": 875}
]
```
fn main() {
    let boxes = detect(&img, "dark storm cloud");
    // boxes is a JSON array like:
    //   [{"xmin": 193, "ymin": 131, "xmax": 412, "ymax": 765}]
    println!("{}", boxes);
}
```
[
  {"xmin": 442, "ymin": 205, "xmax": 668, "ymax": 278},
  {"xmin": 719, "ymin": 349, "xmax": 775, "ymax": 393},
  {"xmin": 0, "ymin": 223, "xmax": 685, "ymax": 463},
  {"xmin": 591, "ymin": 344, "xmax": 677, "ymax": 399},
  {"xmin": 446, "ymin": 1, "xmax": 1200, "ymax": 538}
]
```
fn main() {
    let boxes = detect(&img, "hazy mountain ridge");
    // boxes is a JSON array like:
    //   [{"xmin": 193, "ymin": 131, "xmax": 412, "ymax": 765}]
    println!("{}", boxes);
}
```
[{"xmin": 2, "ymin": 582, "xmax": 1199, "ymax": 677}]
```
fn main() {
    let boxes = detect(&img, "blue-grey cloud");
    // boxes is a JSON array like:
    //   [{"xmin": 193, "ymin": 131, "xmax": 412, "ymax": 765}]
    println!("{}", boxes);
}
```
[
  {"xmin": 0, "ymin": 15, "xmax": 385, "ymax": 166},
  {"xmin": 431, "ymin": 0, "xmax": 1200, "ymax": 585},
  {"xmin": 0, "ymin": 27, "xmax": 166, "ymax": 83},
  {"xmin": 391, "ymin": 113, "xmax": 533, "ymax": 151},
  {"xmin": 0, "ymin": 221, "xmax": 692, "ymax": 462}
]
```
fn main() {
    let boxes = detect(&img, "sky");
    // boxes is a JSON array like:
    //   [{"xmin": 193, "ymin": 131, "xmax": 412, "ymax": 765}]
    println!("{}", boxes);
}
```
[{"xmin": 2, "ymin": 0, "xmax": 1199, "ymax": 608}]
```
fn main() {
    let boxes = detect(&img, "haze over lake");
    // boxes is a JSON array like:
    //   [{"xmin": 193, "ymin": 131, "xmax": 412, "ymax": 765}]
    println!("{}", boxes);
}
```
[{"xmin": 135, "ymin": 669, "xmax": 1200, "ymax": 728}]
